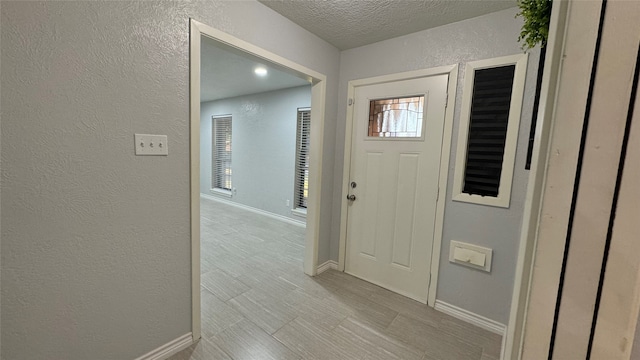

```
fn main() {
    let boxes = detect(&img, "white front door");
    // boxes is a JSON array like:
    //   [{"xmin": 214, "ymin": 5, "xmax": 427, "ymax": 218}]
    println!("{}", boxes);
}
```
[{"xmin": 345, "ymin": 74, "xmax": 448, "ymax": 303}]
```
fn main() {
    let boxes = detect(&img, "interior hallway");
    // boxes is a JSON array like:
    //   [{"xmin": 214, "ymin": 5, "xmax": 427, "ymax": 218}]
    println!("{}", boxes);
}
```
[{"xmin": 170, "ymin": 197, "xmax": 502, "ymax": 360}]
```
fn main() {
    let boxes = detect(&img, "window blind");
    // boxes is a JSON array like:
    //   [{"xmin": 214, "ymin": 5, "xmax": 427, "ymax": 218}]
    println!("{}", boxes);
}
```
[
  {"xmin": 463, "ymin": 65, "xmax": 515, "ymax": 197},
  {"xmin": 212, "ymin": 116, "xmax": 232, "ymax": 191},
  {"xmin": 295, "ymin": 109, "xmax": 311, "ymax": 209}
]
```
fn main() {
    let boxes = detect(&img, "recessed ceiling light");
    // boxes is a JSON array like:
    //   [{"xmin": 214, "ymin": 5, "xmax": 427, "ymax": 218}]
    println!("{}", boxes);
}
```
[{"xmin": 254, "ymin": 67, "xmax": 268, "ymax": 77}]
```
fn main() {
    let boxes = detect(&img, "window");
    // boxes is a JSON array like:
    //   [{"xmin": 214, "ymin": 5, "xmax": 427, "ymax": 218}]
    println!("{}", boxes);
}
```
[
  {"xmin": 212, "ymin": 116, "xmax": 232, "ymax": 193},
  {"xmin": 294, "ymin": 108, "xmax": 311, "ymax": 210},
  {"xmin": 453, "ymin": 53, "xmax": 528, "ymax": 208},
  {"xmin": 368, "ymin": 96, "xmax": 425, "ymax": 138}
]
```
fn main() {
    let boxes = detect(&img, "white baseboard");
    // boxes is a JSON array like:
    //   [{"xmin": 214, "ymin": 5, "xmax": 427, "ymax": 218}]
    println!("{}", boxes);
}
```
[
  {"xmin": 134, "ymin": 332, "xmax": 193, "ymax": 360},
  {"xmin": 316, "ymin": 260, "xmax": 338, "ymax": 274},
  {"xmin": 434, "ymin": 300, "xmax": 506, "ymax": 336},
  {"xmin": 201, "ymin": 193, "xmax": 306, "ymax": 228}
]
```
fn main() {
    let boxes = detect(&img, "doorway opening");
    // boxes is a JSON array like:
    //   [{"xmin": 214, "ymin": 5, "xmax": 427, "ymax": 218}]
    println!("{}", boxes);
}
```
[{"xmin": 189, "ymin": 19, "xmax": 327, "ymax": 341}]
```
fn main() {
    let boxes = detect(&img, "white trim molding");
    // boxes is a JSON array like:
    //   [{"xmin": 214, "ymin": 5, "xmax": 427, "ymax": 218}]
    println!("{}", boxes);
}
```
[
  {"xmin": 428, "ymin": 64, "xmax": 459, "ymax": 307},
  {"xmin": 452, "ymin": 53, "xmax": 529, "ymax": 208},
  {"xmin": 291, "ymin": 207, "xmax": 307, "ymax": 219},
  {"xmin": 189, "ymin": 19, "xmax": 203, "ymax": 342},
  {"xmin": 316, "ymin": 260, "xmax": 338, "ymax": 274},
  {"xmin": 210, "ymin": 188, "xmax": 232, "ymax": 198},
  {"xmin": 134, "ymin": 333, "xmax": 193, "ymax": 360},
  {"xmin": 435, "ymin": 300, "xmax": 507, "ymax": 336},
  {"xmin": 201, "ymin": 193, "xmax": 305, "ymax": 228}
]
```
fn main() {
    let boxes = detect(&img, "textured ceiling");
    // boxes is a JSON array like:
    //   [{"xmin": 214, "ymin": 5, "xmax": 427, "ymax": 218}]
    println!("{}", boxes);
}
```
[
  {"xmin": 258, "ymin": 0, "xmax": 517, "ymax": 50},
  {"xmin": 201, "ymin": 36, "xmax": 310, "ymax": 102}
]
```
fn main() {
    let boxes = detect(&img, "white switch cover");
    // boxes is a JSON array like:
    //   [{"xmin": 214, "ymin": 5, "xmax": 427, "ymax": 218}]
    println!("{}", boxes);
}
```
[
  {"xmin": 135, "ymin": 134, "xmax": 168, "ymax": 156},
  {"xmin": 449, "ymin": 240, "xmax": 492, "ymax": 272}
]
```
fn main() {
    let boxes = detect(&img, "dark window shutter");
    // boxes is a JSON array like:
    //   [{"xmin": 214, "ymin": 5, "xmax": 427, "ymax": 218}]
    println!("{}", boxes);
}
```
[
  {"xmin": 295, "ymin": 109, "xmax": 311, "ymax": 208},
  {"xmin": 213, "ymin": 116, "xmax": 232, "ymax": 191},
  {"xmin": 462, "ymin": 65, "xmax": 516, "ymax": 197}
]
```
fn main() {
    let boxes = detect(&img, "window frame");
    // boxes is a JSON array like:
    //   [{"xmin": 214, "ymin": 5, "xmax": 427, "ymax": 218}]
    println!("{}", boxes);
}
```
[
  {"xmin": 211, "ymin": 115, "xmax": 233, "ymax": 197},
  {"xmin": 452, "ymin": 53, "xmax": 529, "ymax": 208},
  {"xmin": 366, "ymin": 95, "xmax": 426, "ymax": 140},
  {"xmin": 293, "ymin": 107, "xmax": 311, "ymax": 214}
]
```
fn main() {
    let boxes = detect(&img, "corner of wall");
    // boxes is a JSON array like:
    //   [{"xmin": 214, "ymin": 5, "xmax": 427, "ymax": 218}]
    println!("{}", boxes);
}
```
[{"xmin": 0, "ymin": 94, "xmax": 3, "ymax": 360}]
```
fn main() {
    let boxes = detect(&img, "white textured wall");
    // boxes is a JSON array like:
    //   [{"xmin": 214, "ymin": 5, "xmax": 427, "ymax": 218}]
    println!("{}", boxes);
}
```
[
  {"xmin": 200, "ymin": 86, "xmax": 311, "ymax": 219},
  {"xmin": 335, "ymin": 8, "xmax": 539, "ymax": 324},
  {"xmin": 0, "ymin": 1, "xmax": 339, "ymax": 359}
]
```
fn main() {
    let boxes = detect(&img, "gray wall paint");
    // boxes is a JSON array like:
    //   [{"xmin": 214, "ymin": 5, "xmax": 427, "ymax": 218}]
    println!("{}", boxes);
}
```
[
  {"xmin": 0, "ymin": 1, "xmax": 339, "ymax": 359},
  {"xmin": 633, "ymin": 312, "xmax": 640, "ymax": 359},
  {"xmin": 200, "ymin": 86, "xmax": 311, "ymax": 219},
  {"xmin": 631, "ymin": 315, "xmax": 640, "ymax": 360},
  {"xmin": 0, "ymin": 1, "xmax": 2, "ymax": 356},
  {"xmin": 334, "ymin": 8, "xmax": 539, "ymax": 324}
]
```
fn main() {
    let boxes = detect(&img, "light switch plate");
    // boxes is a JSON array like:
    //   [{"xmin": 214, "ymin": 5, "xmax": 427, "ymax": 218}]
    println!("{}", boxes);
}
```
[
  {"xmin": 449, "ymin": 240, "xmax": 492, "ymax": 272},
  {"xmin": 135, "ymin": 134, "xmax": 168, "ymax": 156}
]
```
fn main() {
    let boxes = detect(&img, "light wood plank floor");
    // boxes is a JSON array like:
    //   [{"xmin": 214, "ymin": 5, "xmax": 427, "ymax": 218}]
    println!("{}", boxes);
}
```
[{"xmin": 170, "ymin": 197, "xmax": 502, "ymax": 360}]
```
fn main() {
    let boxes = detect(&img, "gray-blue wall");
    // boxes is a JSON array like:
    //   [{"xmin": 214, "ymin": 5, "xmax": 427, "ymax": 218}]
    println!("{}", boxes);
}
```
[
  {"xmin": 1, "ymin": 2, "xmax": 541, "ymax": 358},
  {"xmin": 200, "ymin": 86, "xmax": 311, "ymax": 220},
  {"xmin": 335, "ymin": 7, "xmax": 539, "ymax": 324},
  {"xmin": 0, "ymin": 2, "xmax": 339, "ymax": 359}
]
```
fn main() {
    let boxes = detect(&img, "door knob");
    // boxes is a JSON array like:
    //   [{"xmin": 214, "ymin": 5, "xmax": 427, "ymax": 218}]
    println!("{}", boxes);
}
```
[{"xmin": 346, "ymin": 194, "xmax": 356, "ymax": 201}]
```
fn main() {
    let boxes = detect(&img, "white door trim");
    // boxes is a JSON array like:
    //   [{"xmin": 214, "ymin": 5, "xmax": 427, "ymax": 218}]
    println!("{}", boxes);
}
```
[
  {"xmin": 189, "ymin": 19, "xmax": 327, "ymax": 341},
  {"xmin": 337, "ymin": 65, "xmax": 459, "ymax": 307},
  {"xmin": 504, "ymin": 1, "xmax": 570, "ymax": 358}
]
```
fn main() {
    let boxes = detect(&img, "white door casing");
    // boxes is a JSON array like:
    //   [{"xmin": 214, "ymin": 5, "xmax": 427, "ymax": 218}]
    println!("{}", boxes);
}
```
[{"xmin": 344, "ymin": 74, "xmax": 449, "ymax": 303}]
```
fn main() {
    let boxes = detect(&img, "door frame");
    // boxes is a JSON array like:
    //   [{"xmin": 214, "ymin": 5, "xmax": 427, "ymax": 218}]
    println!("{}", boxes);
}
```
[
  {"xmin": 189, "ymin": 19, "xmax": 327, "ymax": 341},
  {"xmin": 337, "ymin": 65, "xmax": 459, "ymax": 307}
]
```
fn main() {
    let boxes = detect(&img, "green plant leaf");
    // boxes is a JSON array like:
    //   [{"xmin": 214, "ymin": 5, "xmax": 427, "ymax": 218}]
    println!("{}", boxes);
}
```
[{"xmin": 516, "ymin": 0, "xmax": 552, "ymax": 50}]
